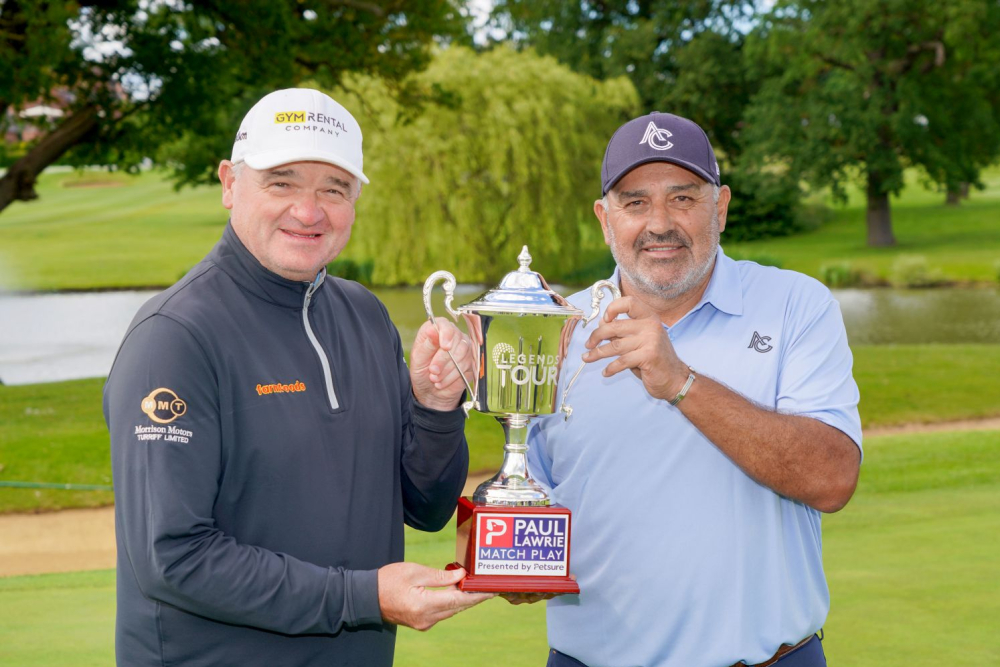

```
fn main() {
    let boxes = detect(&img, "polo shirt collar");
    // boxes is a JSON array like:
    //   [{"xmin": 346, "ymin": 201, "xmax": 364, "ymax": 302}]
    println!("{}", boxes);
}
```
[{"xmin": 698, "ymin": 246, "xmax": 743, "ymax": 316}]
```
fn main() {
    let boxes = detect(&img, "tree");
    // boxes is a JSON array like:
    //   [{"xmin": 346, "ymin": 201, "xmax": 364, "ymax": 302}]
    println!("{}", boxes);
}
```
[
  {"xmin": 488, "ymin": 0, "xmax": 762, "ymax": 161},
  {"xmin": 0, "ymin": 0, "xmax": 463, "ymax": 214},
  {"xmin": 487, "ymin": 1, "xmax": 810, "ymax": 243},
  {"xmin": 742, "ymin": 0, "xmax": 1000, "ymax": 246},
  {"xmin": 337, "ymin": 46, "xmax": 639, "ymax": 284}
]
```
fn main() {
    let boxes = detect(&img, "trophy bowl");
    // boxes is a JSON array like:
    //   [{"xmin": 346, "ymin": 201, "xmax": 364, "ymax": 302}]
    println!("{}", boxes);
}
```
[{"xmin": 424, "ymin": 246, "xmax": 618, "ymax": 593}]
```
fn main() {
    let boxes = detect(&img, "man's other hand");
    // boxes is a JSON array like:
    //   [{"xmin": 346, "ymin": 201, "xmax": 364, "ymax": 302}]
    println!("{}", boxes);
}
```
[
  {"xmin": 378, "ymin": 562, "xmax": 493, "ymax": 631},
  {"xmin": 581, "ymin": 296, "xmax": 690, "ymax": 402},
  {"xmin": 410, "ymin": 318, "xmax": 476, "ymax": 411}
]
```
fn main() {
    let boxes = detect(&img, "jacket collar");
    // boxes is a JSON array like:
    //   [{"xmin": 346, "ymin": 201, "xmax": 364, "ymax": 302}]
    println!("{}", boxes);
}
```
[{"xmin": 210, "ymin": 222, "xmax": 327, "ymax": 309}]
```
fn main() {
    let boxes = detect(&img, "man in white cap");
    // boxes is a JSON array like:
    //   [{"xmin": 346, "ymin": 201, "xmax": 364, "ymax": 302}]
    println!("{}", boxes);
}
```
[{"xmin": 105, "ymin": 88, "xmax": 491, "ymax": 666}]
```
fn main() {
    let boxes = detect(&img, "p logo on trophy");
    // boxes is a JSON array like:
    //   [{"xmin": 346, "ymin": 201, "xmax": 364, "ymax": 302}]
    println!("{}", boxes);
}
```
[{"xmin": 423, "ymin": 247, "xmax": 618, "ymax": 593}]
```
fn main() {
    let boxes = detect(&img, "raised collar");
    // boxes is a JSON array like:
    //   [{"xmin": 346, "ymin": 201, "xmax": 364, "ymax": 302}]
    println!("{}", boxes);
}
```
[
  {"xmin": 209, "ymin": 222, "xmax": 327, "ymax": 309},
  {"xmin": 609, "ymin": 245, "xmax": 743, "ymax": 320}
]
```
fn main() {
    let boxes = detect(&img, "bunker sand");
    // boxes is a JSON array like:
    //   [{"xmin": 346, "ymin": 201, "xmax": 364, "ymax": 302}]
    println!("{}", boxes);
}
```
[{"xmin": 0, "ymin": 472, "xmax": 497, "ymax": 577}]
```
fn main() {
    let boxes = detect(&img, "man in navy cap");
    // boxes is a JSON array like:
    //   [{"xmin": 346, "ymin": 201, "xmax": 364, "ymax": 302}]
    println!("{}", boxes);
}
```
[{"xmin": 525, "ymin": 112, "xmax": 862, "ymax": 666}]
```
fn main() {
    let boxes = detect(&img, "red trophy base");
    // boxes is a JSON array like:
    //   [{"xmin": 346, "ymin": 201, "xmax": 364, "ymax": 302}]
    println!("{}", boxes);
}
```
[{"xmin": 450, "ymin": 496, "xmax": 579, "ymax": 594}]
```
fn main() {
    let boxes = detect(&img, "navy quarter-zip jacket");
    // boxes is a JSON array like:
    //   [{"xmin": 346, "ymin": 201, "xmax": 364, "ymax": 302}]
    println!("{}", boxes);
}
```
[{"xmin": 104, "ymin": 224, "xmax": 469, "ymax": 666}]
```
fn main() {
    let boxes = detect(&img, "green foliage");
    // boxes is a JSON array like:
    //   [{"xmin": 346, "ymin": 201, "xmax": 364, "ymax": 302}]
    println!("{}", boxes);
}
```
[
  {"xmin": 819, "ymin": 262, "xmax": 863, "ymax": 288},
  {"xmin": 724, "ymin": 249, "xmax": 783, "ymax": 269},
  {"xmin": 489, "ymin": 1, "xmax": 762, "ymax": 160},
  {"xmin": 890, "ymin": 255, "xmax": 947, "ymax": 288},
  {"xmin": 0, "ymin": 1, "xmax": 464, "ymax": 210},
  {"xmin": 725, "ymin": 164, "xmax": 1000, "ymax": 284},
  {"xmin": 722, "ymin": 166, "xmax": 802, "ymax": 242},
  {"xmin": 994, "ymin": 259, "xmax": 1000, "ymax": 284},
  {"xmin": 327, "ymin": 258, "xmax": 374, "ymax": 286},
  {"xmin": 337, "ymin": 46, "xmax": 639, "ymax": 284},
  {"xmin": 486, "ymin": 4, "xmax": 820, "ymax": 245},
  {"xmin": 742, "ymin": 0, "xmax": 1000, "ymax": 242}
]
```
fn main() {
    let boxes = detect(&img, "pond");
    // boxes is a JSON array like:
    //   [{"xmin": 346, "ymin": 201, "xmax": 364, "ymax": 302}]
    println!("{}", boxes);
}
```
[{"xmin": 1, "ymin": 286, "xmax": 998, "ymax": 385}]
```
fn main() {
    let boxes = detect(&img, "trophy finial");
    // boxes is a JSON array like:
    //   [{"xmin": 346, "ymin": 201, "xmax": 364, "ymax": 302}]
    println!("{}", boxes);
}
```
[{"xmin": 517, "ymin": 245, "xmax": 532, "ymax": 272}]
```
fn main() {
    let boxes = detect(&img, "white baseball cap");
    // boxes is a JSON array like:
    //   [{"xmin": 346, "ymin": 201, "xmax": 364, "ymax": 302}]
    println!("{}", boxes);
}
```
[{"xmin": 231, "ymin": 88, "xmax": 369, "ymax": 184}]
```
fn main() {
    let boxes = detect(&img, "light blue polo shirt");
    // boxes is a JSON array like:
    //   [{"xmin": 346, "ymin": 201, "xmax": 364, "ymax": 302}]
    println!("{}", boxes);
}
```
[{"xmin": 528, "ymin": 247, "xmax": 862, "ymax": 667}]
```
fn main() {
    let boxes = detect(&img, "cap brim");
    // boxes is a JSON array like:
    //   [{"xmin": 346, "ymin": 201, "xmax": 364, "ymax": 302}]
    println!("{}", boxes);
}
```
[
  {"xmin": 243, "ymin": 149, "xmax": 370, "ymax": 184},
  {"xmin": 604, "ymin": 156, "xmax": 718, "ymax": 194}
]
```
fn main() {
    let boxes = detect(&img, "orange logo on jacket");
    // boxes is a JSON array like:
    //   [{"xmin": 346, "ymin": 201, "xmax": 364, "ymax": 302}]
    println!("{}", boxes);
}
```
[{"xmin": 256, "ymin": 380, "xmax": 307, "ymax": 396}]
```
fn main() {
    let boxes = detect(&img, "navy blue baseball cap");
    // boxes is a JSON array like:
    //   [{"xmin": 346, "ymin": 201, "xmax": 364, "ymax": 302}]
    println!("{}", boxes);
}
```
[{"xmin": 601, "ymin": 112, "xmax": 720, "ymax": 194}]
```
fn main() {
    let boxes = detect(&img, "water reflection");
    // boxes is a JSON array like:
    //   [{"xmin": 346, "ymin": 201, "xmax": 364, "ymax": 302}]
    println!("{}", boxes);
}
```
[
  {"xmin": 834, "ymin": 288, "xmax": 1000, "ymax": 344},
  {"xmin": 0, "ymin": 291, "xmax": 158, "ymax": 385},
  {"xmin": 0, "ymin": 286, "xmax": 998, "ymax": 385}
]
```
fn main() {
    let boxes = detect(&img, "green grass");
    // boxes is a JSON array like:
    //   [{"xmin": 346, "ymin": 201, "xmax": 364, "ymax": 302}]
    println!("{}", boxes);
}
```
[
  {"xmin": 2, "ymin": 429, "xmax": 998, "ymax": 666},
  {"xmin": 853, "ymin": 344, "xmax": 1000, "ymax": 427},
  {"xmin": 0, "ymin": 570, "xmax": 115, "ymax": 667},
  {"xmin": 822, "ymin": 430, "xmax": 1000, "ymax": 664},
  {"xmin": 0, "ymin": 378, "xmax": 113, "ymax": 512},
  {"xmin": 728, "ymin": 164, "xmax": 1000, "ymax": 283},
  {"xmin": 3, "ymin": 344, "xmax": 998, "ymax": 513},
  {"xmin": 0, "ymin": 170, "xmax": 224, "ymax": 291},
  {"xmin": 1, "ymin": 165, "xmax": 999, "ymax": 290}
]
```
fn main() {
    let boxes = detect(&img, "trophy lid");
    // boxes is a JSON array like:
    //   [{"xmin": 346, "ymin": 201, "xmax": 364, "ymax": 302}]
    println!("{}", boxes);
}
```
[{"xmin": 459, "ymin": 246, "xmax": 583, "ymax": 316}]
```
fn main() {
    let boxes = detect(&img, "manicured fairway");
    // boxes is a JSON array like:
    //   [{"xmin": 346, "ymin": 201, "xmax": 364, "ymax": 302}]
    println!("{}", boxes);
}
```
[
  {"xmin": 1, "ymin": 165, "xmax": 998, "ymax": 291},
  {"xmin": 2, "ymin": 429, "xmax": 998, "ymax": 666}
]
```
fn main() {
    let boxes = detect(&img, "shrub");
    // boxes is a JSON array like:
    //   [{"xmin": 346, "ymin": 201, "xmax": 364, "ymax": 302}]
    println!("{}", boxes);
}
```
[
  {"xmin": 819, "ymin": 262, "xmax": 862, "ymax": 288},
  {"xmin": 726, "ymin": 250, "xmax": 784, "ymax": 269},
  {"xmin": 722, "ymin": 167, "xmax": 803, "ymax": 242},
  {"xmin": 890, "ymin": 255, "xmax": 946, "ymax": 288},
  {"xmin": 328, "ymin": 258, "xmax": 374, "ymax": 285}
]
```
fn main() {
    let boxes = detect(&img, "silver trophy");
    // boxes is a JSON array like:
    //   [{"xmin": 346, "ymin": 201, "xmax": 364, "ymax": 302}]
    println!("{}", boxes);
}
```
[{"xmin": 423, "ymin": 246, "xmax": 619, "ymax": 507}]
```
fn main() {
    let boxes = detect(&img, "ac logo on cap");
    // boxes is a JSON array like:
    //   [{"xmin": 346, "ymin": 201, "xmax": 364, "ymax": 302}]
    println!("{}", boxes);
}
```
[{"xmin": 640, "ymin": 121, "xmax": 674, "ymax": 151}]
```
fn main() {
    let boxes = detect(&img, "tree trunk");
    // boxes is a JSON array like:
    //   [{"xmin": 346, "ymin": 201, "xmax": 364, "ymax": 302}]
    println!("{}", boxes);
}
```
[
  {"xmin": 944, "ymin": 181, "xmax": 971, "ymax": 206},
  {"xmin": 866, "ymin": 170, "xmax": 896, "ymax": 247},
  {"xmin": 0, "ymin": 105, "xmax": 100, "ymax": 214}
]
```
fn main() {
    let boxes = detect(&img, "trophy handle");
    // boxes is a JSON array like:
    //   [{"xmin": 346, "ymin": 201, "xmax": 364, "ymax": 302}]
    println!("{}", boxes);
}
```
[
  {"xmin": 558, "ymin": 280, "xmax": 621, "ymax": 420},
  {"xmin": 422, "ymin": 270, "xmax": 478, "ymax": 415}
]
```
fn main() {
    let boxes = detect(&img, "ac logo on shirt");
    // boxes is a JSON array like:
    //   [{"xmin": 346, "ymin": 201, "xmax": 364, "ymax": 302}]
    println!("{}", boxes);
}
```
[
  {"xmin": 141, "ymin": 387, "xmax": 187, "ymax": 424},
  {"xmin": 748, "ymin": 331, "xmax": 774, "ymax": 353}
]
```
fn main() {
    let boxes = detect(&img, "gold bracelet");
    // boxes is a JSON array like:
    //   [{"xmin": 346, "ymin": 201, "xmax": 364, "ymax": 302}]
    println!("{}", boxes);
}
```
[{"xmin": 669, "ymin": 368, "xmax": 696, "ymax": 406}]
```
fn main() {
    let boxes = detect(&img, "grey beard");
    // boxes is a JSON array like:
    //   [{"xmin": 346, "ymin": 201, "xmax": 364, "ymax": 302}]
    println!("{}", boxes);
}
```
[{"xmin": 609, "ymin": 211, "xmax": 720, "ymax": 301}]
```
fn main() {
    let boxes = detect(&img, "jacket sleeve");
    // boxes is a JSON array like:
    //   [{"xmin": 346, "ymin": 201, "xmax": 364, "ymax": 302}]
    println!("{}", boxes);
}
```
[
  {"xmin": 104, "ymin": 314, "xmax": 382, "ymax": 634},
  {"xmin": 394, "ymin": 329, "xmax": 469, "ymax": 532}
]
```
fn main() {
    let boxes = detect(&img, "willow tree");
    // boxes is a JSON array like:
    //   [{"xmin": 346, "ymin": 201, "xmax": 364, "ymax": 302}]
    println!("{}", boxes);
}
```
[{"xmin": 341, "ymin": 46, "xmax": 638, "ymax": 284}]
